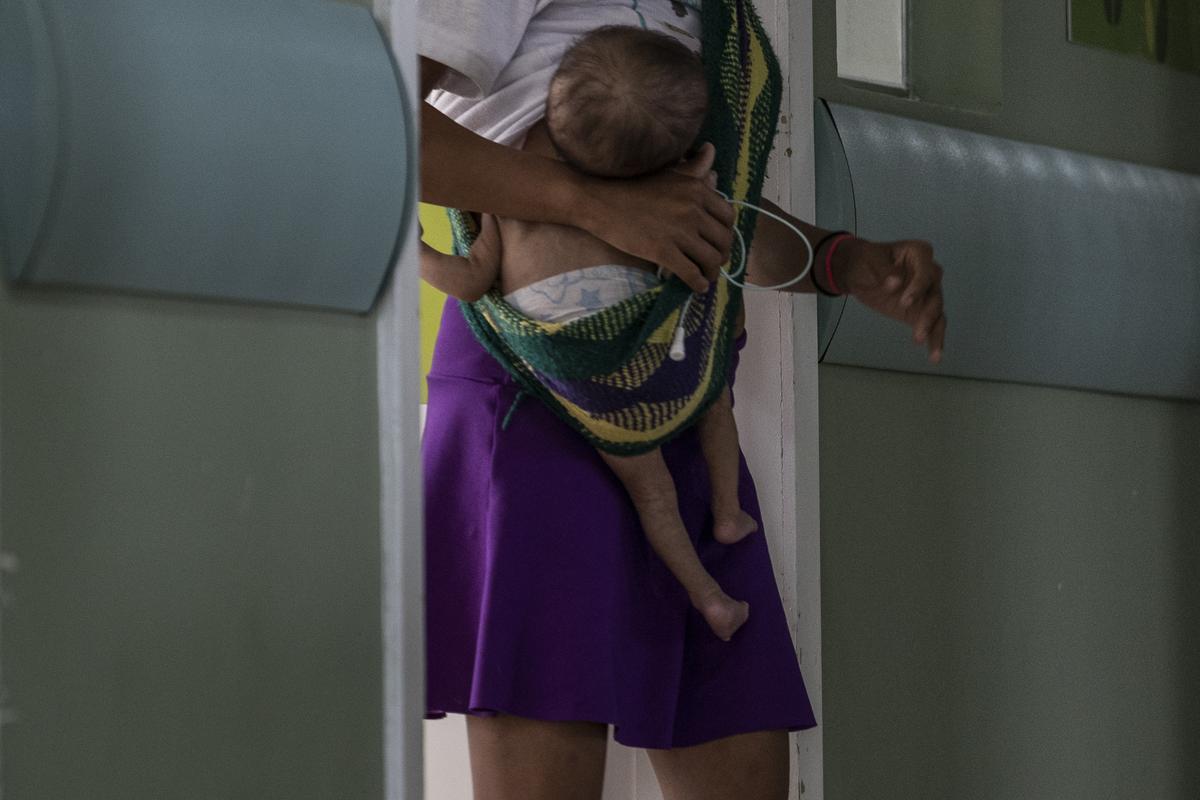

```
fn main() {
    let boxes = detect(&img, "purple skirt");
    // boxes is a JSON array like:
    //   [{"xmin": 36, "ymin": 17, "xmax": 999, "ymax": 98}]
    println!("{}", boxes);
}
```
[{"xmin": 422, "ymin": 301, "xmax": 817, "ymax": 749}]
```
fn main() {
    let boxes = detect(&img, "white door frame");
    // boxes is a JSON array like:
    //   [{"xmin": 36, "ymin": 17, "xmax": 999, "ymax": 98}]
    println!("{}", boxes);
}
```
[
  {"xmin": 724, "ymin": 0, "xmax": 824, "ymax": 795},
  {"xmin": 375, "ymin": 1, "xmax": 425, "ymax": 799}
]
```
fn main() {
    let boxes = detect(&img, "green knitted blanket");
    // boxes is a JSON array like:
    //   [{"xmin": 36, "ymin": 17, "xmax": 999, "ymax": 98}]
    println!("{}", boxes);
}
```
[{"xmin": 451, "ymin": 0, "xmax": 782, "ymax": 455}]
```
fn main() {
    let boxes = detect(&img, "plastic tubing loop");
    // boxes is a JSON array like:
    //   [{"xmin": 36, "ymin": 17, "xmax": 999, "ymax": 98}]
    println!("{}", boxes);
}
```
[{"xmin": 714, "ymin": 190, "xmax": 814, "ymax": 292}]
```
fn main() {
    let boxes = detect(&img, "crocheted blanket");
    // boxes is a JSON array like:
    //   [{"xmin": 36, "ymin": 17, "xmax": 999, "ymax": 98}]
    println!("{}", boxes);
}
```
[{"xmin": 451, "ymin": 0, "xmax": 782, "ymax": 455}]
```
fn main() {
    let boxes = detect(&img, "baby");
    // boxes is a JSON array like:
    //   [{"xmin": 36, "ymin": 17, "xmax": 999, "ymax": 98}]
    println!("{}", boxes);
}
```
[{"xmin": 422, "ymin": 26, "xmax": 755, "ymax": 641}]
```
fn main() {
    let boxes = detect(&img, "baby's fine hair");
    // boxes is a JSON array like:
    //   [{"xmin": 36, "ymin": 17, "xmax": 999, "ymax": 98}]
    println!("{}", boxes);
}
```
[{"xmin": 545, "ymin": 26, "xmax": 708, "ymax": 179}]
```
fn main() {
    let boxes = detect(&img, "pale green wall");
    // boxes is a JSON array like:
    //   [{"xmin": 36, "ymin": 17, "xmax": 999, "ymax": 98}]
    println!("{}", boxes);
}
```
[
  {"xmin": 815, "ymin": 2, "xmax": 1200, "ymax": 798},
  {"xmin": 0, "ymin": 282, "xmax": 385, "ymax": 798},
  {"xmin": 0, "ymin": 283, "xmax": 385, "ymax": 798},
  {"xmin": 0, "ymin": 0, "xmax": 389, "ymax": 794},
  {"xmin": 820, "ymin": 368, "xmax": 1199, "ymax": 799}
]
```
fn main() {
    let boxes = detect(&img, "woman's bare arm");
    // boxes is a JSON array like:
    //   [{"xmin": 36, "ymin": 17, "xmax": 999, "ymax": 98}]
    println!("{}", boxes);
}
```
[
  {"xmin": 419, "ymin": 57, "xmax": 734, "ymax": 293},
  {"xmin": 743, "ymin": 198, "xmax": 947, "ymax": 362},
  {"xmin": 743, "ymin": 198, "xmax": 827, "ymax": 294}
]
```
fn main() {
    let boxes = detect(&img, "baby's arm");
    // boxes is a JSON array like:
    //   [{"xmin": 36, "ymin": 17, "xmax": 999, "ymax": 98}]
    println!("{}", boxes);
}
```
[{"xmin": 419, "ymin": 214, "xmax": 502, "ymax": 302}]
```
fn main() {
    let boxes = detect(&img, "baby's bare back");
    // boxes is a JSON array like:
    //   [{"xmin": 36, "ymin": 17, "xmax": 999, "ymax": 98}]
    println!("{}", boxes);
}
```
[{"xmin": 495, "ymin": 122, "xmax": 659, "ymax": 296}]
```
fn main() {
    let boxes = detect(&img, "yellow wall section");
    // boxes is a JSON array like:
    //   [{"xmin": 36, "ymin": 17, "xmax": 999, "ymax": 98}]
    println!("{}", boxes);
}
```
[{"xmin": 419, "ymin": 203, "xmax": 453, "ymax": 403}]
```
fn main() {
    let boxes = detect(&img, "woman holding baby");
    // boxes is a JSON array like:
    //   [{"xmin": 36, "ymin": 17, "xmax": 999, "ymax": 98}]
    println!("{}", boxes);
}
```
[{"xmin": 418, "ymin": 1, "xmax": 946, "ymax": 798}]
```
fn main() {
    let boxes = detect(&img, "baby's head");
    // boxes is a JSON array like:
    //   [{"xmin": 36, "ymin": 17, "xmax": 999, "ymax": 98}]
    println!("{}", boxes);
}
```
[{"xmin": 546, "ymin": 26, "xmax": 707, "ymax": 179}]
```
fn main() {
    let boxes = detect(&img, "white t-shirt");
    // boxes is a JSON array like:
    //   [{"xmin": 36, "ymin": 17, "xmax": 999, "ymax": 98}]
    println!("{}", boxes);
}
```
[{"xmin": 418, "ymin": 0, "xmax": 703, "ymax": 146}]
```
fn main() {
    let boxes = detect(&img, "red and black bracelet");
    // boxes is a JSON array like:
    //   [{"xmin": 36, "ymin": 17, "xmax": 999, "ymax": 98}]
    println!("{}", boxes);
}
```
[{"xmin": 811, "ymin": 230, "xmax": 854, "ymax": 297}]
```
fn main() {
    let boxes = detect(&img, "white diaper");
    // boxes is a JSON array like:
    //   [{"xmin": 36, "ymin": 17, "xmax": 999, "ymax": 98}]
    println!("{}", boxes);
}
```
[{"xmin": 504, "ymin": 265, "xmax": 661, "ymax": 324}]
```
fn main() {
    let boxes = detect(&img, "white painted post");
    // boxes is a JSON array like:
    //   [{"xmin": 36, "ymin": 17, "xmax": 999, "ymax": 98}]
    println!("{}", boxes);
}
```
[
  {"xmin": 786, "ymin": 5, "xmax": 825, "ymax": 797},
  {"xmin": 375, "ymin": 1, "xmax": 425, "ymax": 798},
  {"xmin": 735, "ymin": 1, "xmax": 824, "ymax": 798}
]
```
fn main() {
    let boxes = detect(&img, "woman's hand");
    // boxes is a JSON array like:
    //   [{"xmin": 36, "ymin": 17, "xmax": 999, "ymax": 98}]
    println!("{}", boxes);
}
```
[
  {"xmin": 835, "ymin": 239, "xmax": 946, "ymax": 363},
  {"xmin": 578, "ymin": 144, "xmax": 735, "ymax": 294}
]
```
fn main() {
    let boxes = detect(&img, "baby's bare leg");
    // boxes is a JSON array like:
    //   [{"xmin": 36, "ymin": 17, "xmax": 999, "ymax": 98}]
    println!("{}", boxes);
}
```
[
  {"xmin": 600, "ymin": 449, "xmax": 749, "ymax": 642},
  {"xmin": 697, "ymin": 388, "xmax": 758, "ymax": 545}
]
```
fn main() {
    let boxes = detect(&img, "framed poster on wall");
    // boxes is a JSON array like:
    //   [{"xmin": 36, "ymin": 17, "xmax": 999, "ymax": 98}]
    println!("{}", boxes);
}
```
[{"xmin": 1069, "ymin": 0, "xmax": 1200, "ymax": 73}]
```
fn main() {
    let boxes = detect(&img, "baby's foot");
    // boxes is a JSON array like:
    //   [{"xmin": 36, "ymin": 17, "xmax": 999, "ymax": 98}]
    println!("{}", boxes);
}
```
[
  {"xmin": 693, "ymin": 588, "xmax": 750, "ymax": 642},
  {"xmin": 713, "ymin": 510, "xmax": 758, "ymax": 545}
]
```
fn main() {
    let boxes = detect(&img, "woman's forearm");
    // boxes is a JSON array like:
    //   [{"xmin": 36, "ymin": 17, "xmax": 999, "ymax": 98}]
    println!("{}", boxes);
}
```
[
  {"xmin": 744, "ymin": 199, "xmax": 836, "ymax": 294},
  {"xmin": 421, "ymin": 101, "xmax": 590, "ymax": 226},
  {"xmin": 419, "ymin": 56, "xmax": 587, "ymax": 225},
  {"xmin": 743, "ymin": 200, "xmax": 947, "ymax": 360}
]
